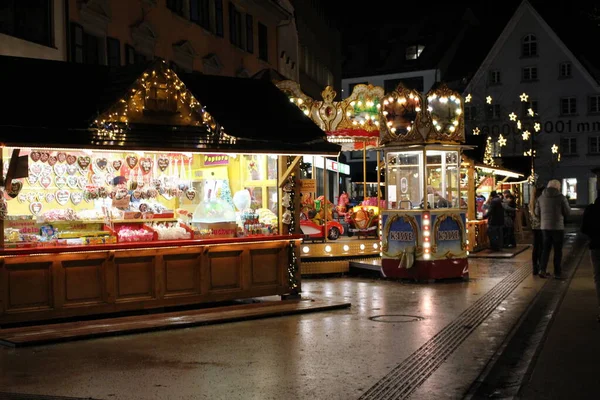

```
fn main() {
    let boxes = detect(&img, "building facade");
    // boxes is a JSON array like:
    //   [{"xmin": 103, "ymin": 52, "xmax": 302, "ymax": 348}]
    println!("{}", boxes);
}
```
[
  {"xmin": 464, "ymin": 1, "xmax": 600, "ymax": 205},
  {"xmin": 0, "ymin": 0, "xmax": 68, "ymax": 61}
]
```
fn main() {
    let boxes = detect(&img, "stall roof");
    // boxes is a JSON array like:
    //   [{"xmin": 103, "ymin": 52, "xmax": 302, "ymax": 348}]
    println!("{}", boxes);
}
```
[{"xmin": 0, "ymin": 56, "xmax": 339, "ymax": 155}]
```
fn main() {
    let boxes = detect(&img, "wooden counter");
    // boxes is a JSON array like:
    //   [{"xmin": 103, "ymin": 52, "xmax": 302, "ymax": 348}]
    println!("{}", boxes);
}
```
[
  {"xmin": 0, "ymin": 236, "xmax": 302, "ymax": 325},
  {"xmin": 467, "ymin": 220, "xmax": 489, "ymax": 252}
]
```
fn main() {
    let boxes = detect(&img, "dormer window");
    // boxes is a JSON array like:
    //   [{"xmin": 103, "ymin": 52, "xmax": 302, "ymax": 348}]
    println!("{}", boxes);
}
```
[{"xmin": 406, "ymin": 45, "xmax": 425, "ymax": 60}]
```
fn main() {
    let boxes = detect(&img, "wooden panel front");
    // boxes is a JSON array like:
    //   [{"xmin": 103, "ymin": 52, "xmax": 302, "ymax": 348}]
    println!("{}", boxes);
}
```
[
  {"xmin": 163, "ymin": 253, "xmax": 202, "ymax": 298},
  {"xmin": 207, "ymin": 250, "xmax": 243, "ymax": 291},
  {"xmin": 62, "ymin": 258, "xmax": 105, "ymax": 305},
  {"xmin": 114, "ymin": 255, "xmax": 156, "ymax": 301},
  {"xmin": 250, "ymin": 247, "xmax": 282, "ymax": 287},
  {"xmin": 3, "ymin": 261, "xmax": 53, "ymax": 312}
]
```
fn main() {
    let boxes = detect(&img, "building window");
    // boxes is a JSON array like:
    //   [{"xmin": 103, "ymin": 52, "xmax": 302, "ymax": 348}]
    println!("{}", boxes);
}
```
[
  {"xmin": 489, "ymin": 70, "xmax": 501, "ymax": 85},
  {"xmin": 70, "ymin": 23, "xmax": 103, "ymax": 65},
  {"xmin": 485, "ymin": 104, "xmax": 501, "ymax": 120},
  {"xmin": 190, "ymin": 0, "xmax": 210, "ymax": 30},
  {"xmin": 559, "ymin": 62, "xmax": 572, "ymax": 78},
  {"xmin": 560, "ymin": 137, "xmax": 577, "ymax": 155},
  {"xmin": 589, "ymin": 95, "xmax": 600, "ymax": 114},
  {"xmin": 465, "ymin": 106, "xmax": 477, "ymax": 121},
  {"xmin": 246, "ymin": 14, "xmax": 254, "ymax": 53},
  {"xmin": 107, "ymin": 37, "xmax": 121, "ymax": 67},
  {"xmin": 522, "ymin": 66, "xmax": 538, "ymax": 81},
  {"xmin": 560, "ymin": 97, "xmax": 577, "ymax": 115},
  {"xmin": 589, "ymin": 137, "xmax": 600, "ymax": 154},
  {"xmin": 167, "ymin": 0, "xmax": 185, "ymax": 16},
  {"xmin": 71, "ymin": 23, "xmax": 85, "ymax": 63},
  {"xmin": 521, "ymin": 100, "xmax": 538, "ymax": 117},
  {"xmin": 228, "ymin": 2, "xmax": 243, "ymax": 48},
  {"xmin": 0, "ymin": 0, "xmax": 52, "ymax": 47},
  {"xmin": 258, "ymin": 22, "xmax": 268, "ymax": 62},
  {"xmin": 405, "ymin": 45, "xmax": 425, "ymax": 60},
  {"xmin": 522, "ymin": 34, "xmax": 537, "ymax": 57},
  {"xmin": 125, "ymin": 44, "xmax": 148, "ymax": 66},
  {"xmin": 215, "ymin": 0, "xmax": 224, "ymax": 37}
]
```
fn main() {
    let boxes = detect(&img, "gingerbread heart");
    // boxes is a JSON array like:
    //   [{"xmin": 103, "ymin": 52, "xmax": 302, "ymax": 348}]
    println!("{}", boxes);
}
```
[
  {"xmin": 41, "ymin": 165, "xmax": 52, "ymax": 176},
  {"xmin": 95, "ymin": 157, "xmax": 108, "ymax": 171},
  {"xmin": 112, "ymin": 159, "xmax": 123, "ymax": 172},
  {"xmin": 45, "ymin": 192, "xmax": 55, "ymax": 203},
  {"xmin": 132, "ymin": 189, "xmax": 142, "ymax": 200},
  {"xmin": 157, "ymin": 157, "xmax": 169, "ymax": 172},
  {"xmin": 139, "ymin": 157, "xmax": 153, "ymax": 175},
  {"xmin": 185, "ymin": 189, "xmax": 196, "ymax": 201},
  {"xmin": 48, "ymin": 155, "xmax": 58, "ymax": 166},
  {"xmin": 17, "ymin": 193, "xmax": 27, "ymax": 203},
  {"xmin": 91, "ymin": 174, "xmax": 104, "ymax": 186},
  {"xmin": 40, "ymin": 175, "xmax": 52, "ymax": 189},
  {"xmin": 55, "ymin": 190, "xmax": 70, "ymax": 206},
  {"xmin": 54, "ymin": 164, "xmax": 67, "ymax": 176},
  {"xmin": 78, "ymin": 156, "xmax": 91, "ymax": 171},
  {"xmin": 40, "ymin": 152, "xmax": 50, "ymax": 163},
  {"xmin": 99, "ymin": 187, "xmax": 108, "ymax": 198},
  {"xmin": 30, "ymin": 151, "xmax": 41, "ymax": 162},
  {"xmin": 66, "ymin": 165, "xmax": 78, "ymax": 176},
  {"xmin": 57, "ymin": 152, "xmax": 67, "ymax": 163},
  {"xmin": 30, "ymin": 202, "xmax": 43, "ymax": 215},
  {"xmin": 27, "ymin": 192, "xmax": 37, "ymax": 203},
  {"xmin": 7, "ymin": 180, "xmax": 23, "ymax": 198},
  {"xmin": 67, "ymin": 176, "xmax": 78, "ymax": 189},
  {"xmin": 30, "ymin": 164, "xmax": 42, "ymax": 175},
  {"xmin": 55, "ymin": 176, "xmax": 67, "ymax": 189},
  {"xmin": 105, "ymin": 174, "xmax": 115, "ymax": 186},
  {"xmin": 66, "ymin": 154, "xmax": 77, "ymax": 165},
  {"xmin": 77, "ymin": 176, "xmax": 87, "ymax": 189},
  {"xmin": 126, "ymin": 155, "xmax": 138, "ymax": 169},
  {"xmin": 70, "ymin": 192, "xmax": 83, "ymax": 205},
  {"xmin": 27, "ymin": 174, "xmax": 39, "ymax": 185}
]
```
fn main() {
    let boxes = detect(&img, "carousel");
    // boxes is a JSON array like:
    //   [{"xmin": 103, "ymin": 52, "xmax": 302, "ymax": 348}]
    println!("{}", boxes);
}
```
[
  {"xmin": 276, "ymin": 81, "xmax": 385, "ymax": 274},
  {"xmin": 379, "ymin": 83, "xmax": 470, "ymax": 280}
]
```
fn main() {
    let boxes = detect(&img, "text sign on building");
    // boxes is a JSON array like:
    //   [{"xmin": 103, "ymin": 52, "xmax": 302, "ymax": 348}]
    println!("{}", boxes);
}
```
[
  {"xmin": 313, "ymin": 156, "xmax": 350, "ymax": 174},
  {"xmin": 299, "ymin": 179, "xmax": 316, "ymax": 192}
]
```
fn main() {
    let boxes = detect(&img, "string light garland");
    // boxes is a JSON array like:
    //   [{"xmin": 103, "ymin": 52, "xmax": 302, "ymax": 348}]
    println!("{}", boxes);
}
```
[
  {"xmin": 483, "ymin": 136, "xmax": 496, "ymax": 166},
  {"xmin": 284, "ymin": 156, "xmax": 299, "ymax": 292}
]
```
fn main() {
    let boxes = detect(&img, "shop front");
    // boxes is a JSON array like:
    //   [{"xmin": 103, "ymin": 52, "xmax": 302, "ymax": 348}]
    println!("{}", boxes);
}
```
[{"xmin": 0, "ymin": 57, "xmax": 340, "ymax": 325}]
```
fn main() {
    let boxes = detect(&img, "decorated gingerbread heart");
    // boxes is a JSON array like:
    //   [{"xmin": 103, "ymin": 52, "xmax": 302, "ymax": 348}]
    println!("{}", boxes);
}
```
[
  {"xmin": 45, "ymin": 192, "xmax": 55, "ymax": 203},
  {"xmin": 41, "ymin": 165, "xmax": 53, "ymax": 176},
  {"xmin": 157, "ymin": 156, "xmax": 169, "ymax": 172},
  {"xmin": 95, "ymin": 157, "xmax": 108, "ymax": 172},
  {"xmin": 126, "ymin": 155, "xmax": 138, "ymax": 169},
  {"xmin": 78, "ymin": 156, "xmax": 91, "ymax": 171},
  {"xmin": 66, "ymin": 164, "xmax": 78, "ymax": 176},
  {"xmin": 40, "ymin": 152, "xmax": 50, "ymax": 163},
  {"xmin": 30, "ymin": 151, "xmax": 41, "ymax": 162},
  {"xmin": 40, "ymin": 175, "xmax": 52, "ymax": 189},
  {"xmin": 17, "ymin": 193, "xmax": 27, "ymax": 203},
  {"xmin": 139, "ymin": 157, "xmax": 153, "ymax": 175},
  {"xmin": 54, "ymin": 163, "xmax": 67, "ymax": 176},
  {"xmin": 112, "ymin": 159, "xmax": 123, "ymax": 172},
  {"xmin": 30, "ymin": 202, "xmax": 43, "ymax": 215},
  {"xmin": 55, "ymin": 190, "xmax": 70, "ymax": 206},
  {"xmin": 66, "ymin": 154, "xmax": 77, "ymax": 165},
  {"xmin": 185, "ymin": 188, "xmax": 196, "ymax": 201},
  {"xmin": 67, "ymin": 176, "xmax": 78, "ymax": 189},
  {"xmin": 48, "ymin": 155, "xmax": 58, "ymax": 166},
  {"xmin": 57, "ymin": 152, "xmax": 67, "ymax": 163},
  {"xmin": 55, "ymin": 175, "xmax": 67, "ymax": 189},
  {"xmin": 70, "ymin": 192, "xmax": 83, "ymax": 205},
  {"xmin": 27, "ymin": 174, "xmax": 39, "ymax": 186},
  {"xmin": 7, "ymin": 180, "xmax": 23, "ymax": 198}
]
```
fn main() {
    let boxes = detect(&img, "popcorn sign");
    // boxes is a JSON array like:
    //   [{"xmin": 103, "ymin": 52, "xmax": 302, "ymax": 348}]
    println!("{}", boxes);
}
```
[{"xmin": 204, "ymin": 154, "xmax": 229, "ymax": 166}]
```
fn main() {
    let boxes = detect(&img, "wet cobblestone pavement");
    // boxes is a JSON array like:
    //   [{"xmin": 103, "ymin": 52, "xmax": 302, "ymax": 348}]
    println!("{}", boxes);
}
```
[{"xmin": 0, "ymin": 237, "xmax": 577, "ymax": 400}]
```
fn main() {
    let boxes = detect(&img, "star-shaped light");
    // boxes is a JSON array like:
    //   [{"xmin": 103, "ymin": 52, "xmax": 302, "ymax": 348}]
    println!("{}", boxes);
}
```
[
  {"xmin": 486, "ymin": 96, "xmax": 493, "ymax": 104},
  {"xmin": 551, "ymin": 144, "xmax": 559, "ymax": 154},
  {"xmin": 520, "ymin": 93, "xmax": 529, "ymax": 102},
  {"xmin": 522, "ymin": 130, "xmax": 530, "ymax": 140},
  {"xmin": 534, "ymin": 122, "xmax": 541, "ymax": 132},
  {"xmin": 509, "ymin": 112, "xmax": 517, "ymax": 121},
  {"xmin": 528, "ymin": 108, "xmax": 535, "ymax": 117},
  {"xmin": 498, "ymin": 134, "xmax": 507, "ymax": 147},
  {"xmin": 473, "ymin": 127, "xmax": 481, "ymax": 135},
  {"xmin": 558, "ymin": 153, "xmax": 561, "ymax": 162},
  {"xmin": 517, "ymin": 120, "xmax": 522, "ymax": 130},
  {"xmin": 465, "ymin": 93, "xmax": 472, "ymax": 103}
]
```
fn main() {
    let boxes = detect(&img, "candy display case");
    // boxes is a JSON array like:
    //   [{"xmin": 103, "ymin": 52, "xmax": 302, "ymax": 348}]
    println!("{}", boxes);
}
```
[{"xmin": 0, "ymin": 57, "xmax": 340, "ymax": 325}]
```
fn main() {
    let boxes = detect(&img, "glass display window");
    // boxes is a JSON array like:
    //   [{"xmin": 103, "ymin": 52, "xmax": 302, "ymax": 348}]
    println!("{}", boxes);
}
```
[
  {"xmin": 386, "ymin": 151, "xmax": 423, "ymax": 210},
  {"xmin": 1, "ymin": 148, "xmax": 282, "ymax": 248},
  {"xmin": 425, "ymin": 150, "xmax": 460, "ymax": 209}
]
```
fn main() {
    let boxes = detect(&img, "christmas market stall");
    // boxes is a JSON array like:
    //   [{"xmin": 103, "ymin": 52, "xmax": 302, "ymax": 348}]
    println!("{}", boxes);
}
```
[
  {"xmin": 0, "ymin": 56, "xmax": 340, "ymax": 325},
  {"xmin": 275, "ymin": 80, "xmax": 384, "ymax": 273},
  {"xmin": 379, "ymin": 84, "xmax": 470, "ymax": 280}
]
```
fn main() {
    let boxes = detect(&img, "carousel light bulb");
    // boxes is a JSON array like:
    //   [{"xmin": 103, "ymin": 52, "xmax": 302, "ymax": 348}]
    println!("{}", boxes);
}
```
[
  {"xmin": 427, "ymin": 106, "xmax": 433, "ymax": 112},
  {"xmin": 456, "ymin": 108, "xmax": 462, "ymax": 115},
  {"xmin": 391, "ymin": 127, "xmax": 397, "ymax": 133},
  {"xmin": 346, "ymin": 111, "xmax": 352, "ymax": 117},
  {"xmin": 383, "ymin": 111, "xmax": 389, "ymax": 116},
  {"xmin": 440, "ymin": 97, "xmax": 448, "ymax": 104},
  {"xmin": 353, "ymin": 120, "xmax": 358, "ymax": 125},
  {"xmin": 350, "ymin": 101, "xmax": 356, "ymax": 107},
  {"xmin": 383, "ymin": 100, "xmax": 389, "ymax": 105},
  {"xmin": 399, "ymin": 97, "xmax": 406, "ymax": 103},
  {"xmin": 407, "ymin": 126, "xmax": 412, "ymax": 131},
  {"xmin": 450, "ymin": 126, "xmax": 456, "ymax": 132},
  {"xmin": 376, "ymin": 103, "xmax": 381, "ymax": 109},
  {"xmin": 424, "ymin": 230, "xmax": 430, "ymax": 237},
  {"xmin": 388, "ymin": 97, "xmax": 394, "ymax": 103},
  {"xmin": 387, "ymin": 121, "xmax": 393, "ymax": 127},
  {"xmin": 424, "ymin": 253, "xmax": 431, "ymax": 260},
  {"xmin": 375, "ymin": 121, "xmax": 380, "ymax": 126},
  {"xmin": 297, "ymin": 98, "xmax": 304, "ymax": 105},
  {"xmin": 360, "ymin": 244, "xmax": 366, "ymax": 250},
  {"xmin": 290, "ymin": 97, "xmax": 295, "ymax": 102},
  {"xmin": 373, "ymin": 243, "xmax": 378, "ymax": 249},
  {"xmin": 415, "ymin": 107, "xmax": 421, "ymax": 112},
  {"xmin": 360, "ymin": 120, "xmax": 365, "ymax": 125},
  {"xmin": 303, "ymin": 109, "xmax": 309, "ymax": 115},
  {"xmin": 302, "ymin": 246, "xmax": 310, "ymax": 253},
  {"xmin": 424, "ymin": 242, "xmax": 431, "ymax": 248},
  {"xmin": 325, "ymin": 245, "xmax": 332, "ymax": 253},
  {"xmin": 432, "ymin": 119, "xmax": 438, "ymax": 125},
  {"xmin": 357, "ymin": 101, "xmax": 363, "ymax": 106},
  {"xmin": 343, "ymin": 245, "xmax": 350, "ymax": 251},
  {"xmin": 453, "ymin": 120, "xmax": 459, "ymax": 126}
]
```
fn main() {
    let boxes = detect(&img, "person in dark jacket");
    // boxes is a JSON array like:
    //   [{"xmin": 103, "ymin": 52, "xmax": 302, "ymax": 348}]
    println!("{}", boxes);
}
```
[
  {"xmin": 529, "ymin": 185, "xmax": 545, "ymax": 275},
  {"xmin": 581, "ymin": 196, "xmax": 600, "ymax": 322},
  {"xmin": 502, "ymin": 192, "xmax": 517, "ymax": 248},
  {"xmin": 535, "ymin": 179, "xmax": 571, "ymax": 278},
  {"xmin": 485, "ymin": 191, "xmax": 504, "ymax": 251}
]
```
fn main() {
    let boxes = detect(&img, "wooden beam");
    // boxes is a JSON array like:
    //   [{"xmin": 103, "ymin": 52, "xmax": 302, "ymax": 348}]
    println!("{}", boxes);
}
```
[{"xmin": 279, "ymin": 156, "xmax": 301, "ymax": 188}]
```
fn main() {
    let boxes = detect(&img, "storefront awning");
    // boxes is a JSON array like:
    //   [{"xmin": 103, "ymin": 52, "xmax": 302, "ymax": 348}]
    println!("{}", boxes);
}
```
[{"xmin": 0, "ymin": 56, "xmax": 340, "ymax": 156}]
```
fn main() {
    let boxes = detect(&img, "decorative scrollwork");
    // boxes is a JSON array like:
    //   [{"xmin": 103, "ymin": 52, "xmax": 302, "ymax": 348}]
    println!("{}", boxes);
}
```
[
  {"xmin": 431, "ymin": 213, "xmax": 467, "ymax": 256},
  {"xmin": 381, "ymin": 213, "xmax": 421, "ymax": 258}
]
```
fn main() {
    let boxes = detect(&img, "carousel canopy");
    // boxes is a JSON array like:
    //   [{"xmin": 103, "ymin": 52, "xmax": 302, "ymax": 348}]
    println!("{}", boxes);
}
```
[{"xmin": 0, "ymin": 56, "xmax": 339, "ymax": 155}]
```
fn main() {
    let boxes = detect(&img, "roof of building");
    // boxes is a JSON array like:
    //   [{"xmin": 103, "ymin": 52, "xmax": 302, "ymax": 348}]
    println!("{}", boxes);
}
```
[{"xmin": 0, "ymin": 56, "xmax": 339, "ymax": 155}]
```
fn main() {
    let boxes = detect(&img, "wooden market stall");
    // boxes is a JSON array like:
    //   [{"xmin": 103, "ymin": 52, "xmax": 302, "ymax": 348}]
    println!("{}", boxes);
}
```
[{"xmin": 0, "ymin": 56, "xmax": 340, "ymax": 325}]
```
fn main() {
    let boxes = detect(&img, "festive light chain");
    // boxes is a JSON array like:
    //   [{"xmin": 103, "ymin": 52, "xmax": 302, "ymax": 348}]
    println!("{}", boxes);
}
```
[{"xmin": 286, "ymin": 155, "xmax": 299, "ymax": 291}]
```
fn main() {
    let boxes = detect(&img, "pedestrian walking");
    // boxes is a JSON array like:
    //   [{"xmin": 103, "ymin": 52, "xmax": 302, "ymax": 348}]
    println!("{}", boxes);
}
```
[
  {"xmin": 502, "ymin": 191, "xmax": 517, "ymax": 248},
  {"xmin": 535, "ymin": 180, "xmax": 571, "ymax": 278},
  {"xmin": 484, "ymin": 191, "xmax": 504, "ymax": 251},
  {"xmin": 529, "ymin": 185, "xmax": 545, "ymax": 275},
  {"xmin": 581, "ymin": 195, "xmax": 600, "ymax": 322}
]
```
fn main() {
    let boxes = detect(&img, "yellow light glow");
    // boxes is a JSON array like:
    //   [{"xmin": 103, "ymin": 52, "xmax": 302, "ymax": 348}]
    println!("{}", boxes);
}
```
[
  {"xmin": 486, "ymin": 96, "xmax": 492, "ymax": 104},
  {"xmin": 509, "ymin": 112, "xmax": 517, "ymax": 121},
  {"xmin": 465, "ymin": 94, "xmax": 472, "ymax": 103},
  {"xmin": 473, "ymin": 127, "xmax": 481, "ymax": 135},
  {"xmin": 551, "ymin": 144, "xmax": 559, "ymax": 153},
  {"xmin": 520, "ymin": 92, "xmax": 529, "ymax": 102}
]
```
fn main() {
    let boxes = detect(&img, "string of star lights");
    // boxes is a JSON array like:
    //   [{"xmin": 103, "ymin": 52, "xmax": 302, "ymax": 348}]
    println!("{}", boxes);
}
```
[
  {"xmin": 92, "ymin": 60, "xmax": 236, "ymax": 146},
  {"xmin": 284, "ymin": 156, "xmax": 299, "ymax": 292},
  {"xmin": 464, "ymin": 90, "xmax": 555, "ymax": 183}
]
